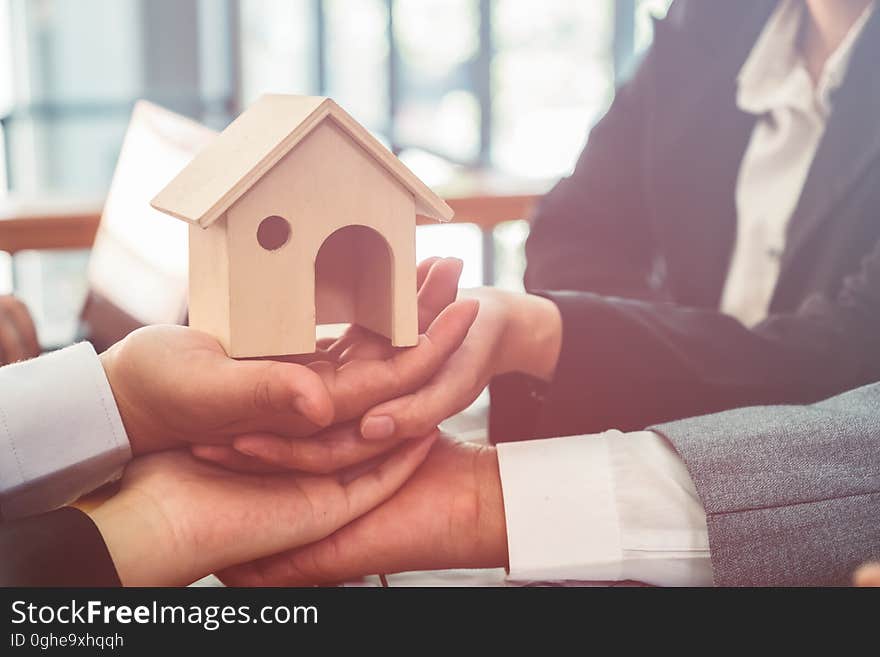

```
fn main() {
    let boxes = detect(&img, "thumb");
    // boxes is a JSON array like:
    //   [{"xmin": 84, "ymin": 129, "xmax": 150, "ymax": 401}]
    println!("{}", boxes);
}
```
[
  {"xmin": 417, "ymin": 257, "xmax": 463, "ymax": 332},
  {"xmin": 214, "ymin": 358, "xmax": 335, "ymax": 427}
]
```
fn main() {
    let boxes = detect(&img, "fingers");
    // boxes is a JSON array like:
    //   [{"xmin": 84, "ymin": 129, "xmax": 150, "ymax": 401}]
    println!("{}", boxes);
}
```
[
  {"xmin": 361, "ymin": 367, "xmax": 475, "ymax": 441},
  {"xmin": 184, "ymin": 434, "xmax": 434, "ymax": 581},
  {"xmin": 357, "ymin": 299, "xmax": 478, "ymax": 439},
  {"xmin": 331, "ymin": 298, "xmax": 479, "ymax": 422},
  {"xmin": 335, "ymin": 431, "xmax": 436, "ymax": 523},
  {"xmin": 334, "ymin": 256, "xmax": 463, "ymax": 362},
  {"xmin": 0, "ymin": 296, "xmax": 39, "ymax": 359},
  {"xmin": 190, "ymin": 444, "xmax": 289, "ymax": 474},
  {"xmin": 315, "ymin": 337, "xmax": 339, "ymax": 353},
  {"xmin": 338, "ymin": 326, "xmax": 392, "ymax": 363},
  {"xmin": 416, "ymin": 257, "xmax": 441, "ymax": 288},
  {"xmin": 326, "ymin": 325, "xmax": 375, "ymax": 363},
  {"xmin": 417, "ymin": 258, "xmax": 463, "ymax": 332},
  {"xmin": 232, "ymin": 423, "xmax": 402, "ymax": 474},
  {"xmin": 218, "ymin": 359, "xmax": 335, "ymax": 428},
  {"xmin": 221, "ymin": 433, "xmax": 438, "ymax": 586},
  {"xmin": 388, "ymin": 297, "xmax": 478, "ymax": 384},
  {"xmin": 854, "ymin": 562, "xmax": 880, "ymax": 587}
]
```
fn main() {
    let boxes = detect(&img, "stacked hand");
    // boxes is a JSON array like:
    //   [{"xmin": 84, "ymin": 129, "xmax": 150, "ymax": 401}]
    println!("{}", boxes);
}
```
[
  {"xmin": 189, "ymin": 257, "xmax": 478, "ymax": 472},
  {"xmin": 89, "ymin": 255, "xmax": 569, "ymax": 586},
  {"xmin": 99, "ymin": 257, "xmax": 475, "ymax": 459},
  {"xmin": 192, "ymin": 287, "xmax": 563, "ymax": 587},
  {"xmin": 182, "ymin": 273, "xmax": 565, "ymax": 586},
  {"xmin": 89, "ymin": 434, "xmax": 437, "ymax": 586},
  {"xmin": 87, "ymin": 257, "xmax": 497, "ymax": 586},
  {"xmin": 218, "ymin": 434, "xmax": 509, "ymax": 586}
]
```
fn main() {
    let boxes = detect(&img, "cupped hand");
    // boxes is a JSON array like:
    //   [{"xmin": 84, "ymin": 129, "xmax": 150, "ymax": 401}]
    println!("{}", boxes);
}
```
[
  {"xmin": 88, "ymin": 433, "xmax": 438, "ymax": 586},
  {"xmin": 303, "ymin": 257, "xmax": 474, "ymax": 424},
  {"xmin": 193, "ymin": 422, "xmax": 407, "ymax": 475},
  {"xmin": 100, "ymin": 325, "xmax": 336, "ymax": 455},
  {"xmin": 193, "ymin": 257, "xmax": 477, "ymax": 473},
  {"xmin": 218, "ymin": 436, "xmax": 509, "ymax": 586},
  {"xmin": 102, "ymin": 258, "xmax": 476, "ymax": 458},
  {"xmin": 353, "ymin": 287, "xmax": 563, "ymax": 443}
]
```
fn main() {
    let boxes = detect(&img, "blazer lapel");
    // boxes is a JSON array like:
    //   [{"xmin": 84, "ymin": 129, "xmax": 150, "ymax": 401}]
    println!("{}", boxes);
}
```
[
  {"xmin": 652, "ymin": 1, "xmax": 776, "ymax": 155},
  {"xmin": 649, "ymin": 1, "xmax": 774, "ymax": 306},
  {"xmin": 780, "ymin": 10, "xmax": 880, "ymax": 271}
]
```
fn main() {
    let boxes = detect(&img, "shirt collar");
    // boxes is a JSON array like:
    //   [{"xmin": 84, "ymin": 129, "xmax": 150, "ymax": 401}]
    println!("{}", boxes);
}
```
[{"xmin": 737, "ymin": 0, "xmax": 875, "ymax": 118}]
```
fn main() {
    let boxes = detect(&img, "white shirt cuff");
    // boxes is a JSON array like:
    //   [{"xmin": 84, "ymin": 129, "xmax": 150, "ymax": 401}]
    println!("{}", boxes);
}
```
[
  {"xmin": 497, "ymin": 430, "xmax": 712, "ymax": 586},
  {"xmin": 497, "ymin": 434, "xmax": 623, "ymax": 581},
  {"xmin": 0, "ymin": 342, "xmax": 131, "ymax": 520},
  {"xmin": 611, "ymin": 430, "xmax": 712, "ymax": 586}
]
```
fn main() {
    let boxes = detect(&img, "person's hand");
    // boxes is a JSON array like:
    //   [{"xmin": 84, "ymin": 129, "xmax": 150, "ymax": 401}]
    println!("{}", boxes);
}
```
[
  {"xmin": 300, "ymin": 257, "xmax": 478, "ymax": 427},
  {"xmin": 315, "ymin": 256, "xmax": 464, "ymax": 365},
  {"xmin": 87, "ymin": 433, "xmax": 437, "ymax": 586},
  {"xmin": 191, "ymin": 257, "xmax": 477, "ymax": 473},
  {"xmin": 101, "ymin": 258, "xmax": 477, "ymax": 458},
  {"xmin": 854, "ymin": 562, "xmax": 880, "ymax": 586},
  {"xmin": 0, "ymin": 295, "xmax": 39, "ymax": 365},
  {"xmin": 100, "ymin": 325, "xmax": 335, "ymax": 456},
  {"xmin": 354, "ymin": 287, "xmax": 563, "ymax": 442},
  {"xmin": 218, "ymin": 435, "xmax": 509, "ymax": 586},
  {"xmin": 192, "ymin": 422, "xmax": 417, "ymax": 475}
]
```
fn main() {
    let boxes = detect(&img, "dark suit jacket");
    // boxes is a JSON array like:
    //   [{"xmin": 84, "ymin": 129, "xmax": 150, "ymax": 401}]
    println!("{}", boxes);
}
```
[
  {"xmin": 491, "ymin": 0, "xmax": 880, "ymax": 441},
  {"xmin": 0, "ymin": 507, "xmax": 120, "ymax": 586}
]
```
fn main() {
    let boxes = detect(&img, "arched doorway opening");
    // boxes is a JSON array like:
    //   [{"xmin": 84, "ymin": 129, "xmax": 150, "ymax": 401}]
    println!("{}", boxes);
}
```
[{"xmin": 314, "ymin": 224, "xmax": 393, "ymax": 339}]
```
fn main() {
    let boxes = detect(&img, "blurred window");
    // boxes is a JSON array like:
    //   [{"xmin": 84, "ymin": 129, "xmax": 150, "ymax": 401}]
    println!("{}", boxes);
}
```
[
  {"xmin": 237, "ymin": 0, "xmax": 672, "ymax": 287},
  {"xmin": 491, "ymin": 0, "xmax": 614, "ymax": 178},
  {"xmin": 0, "ymin": 0, "xmax": 12, "ymax": 194},
  {"xmin": 0, "ymin": 0, "xmax": 673, "ymax": 327},
  {"xmin": 239, "ymin": 0, "xmax": 673, "ymax": 184},
  {"xmin": 0, "ymin": 0, "xmax": 675, "ymax": 194}
]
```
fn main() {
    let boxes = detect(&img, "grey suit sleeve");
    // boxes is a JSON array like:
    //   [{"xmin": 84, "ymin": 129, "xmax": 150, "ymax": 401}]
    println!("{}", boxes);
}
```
[{"xmin": 651, "ymin": 383, "xmax": 880, "ymax": 586}]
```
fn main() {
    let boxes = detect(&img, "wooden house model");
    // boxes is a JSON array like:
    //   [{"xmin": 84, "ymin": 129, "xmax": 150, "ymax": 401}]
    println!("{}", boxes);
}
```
[{"xmin": 151, "ymin": 94, "xmax": 453, "ymax": 357}]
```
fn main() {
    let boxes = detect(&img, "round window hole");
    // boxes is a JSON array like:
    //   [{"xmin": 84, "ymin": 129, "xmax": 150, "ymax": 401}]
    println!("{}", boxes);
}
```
[{"xmin": 257, "ymin": 215, "xmax": 291, "ymax": 250}]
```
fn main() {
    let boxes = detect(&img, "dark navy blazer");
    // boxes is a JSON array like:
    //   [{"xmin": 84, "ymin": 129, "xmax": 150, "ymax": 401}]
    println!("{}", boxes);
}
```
[{"xmin": 492, "ymin": 0, "xmax": 880, "ymax": 439}]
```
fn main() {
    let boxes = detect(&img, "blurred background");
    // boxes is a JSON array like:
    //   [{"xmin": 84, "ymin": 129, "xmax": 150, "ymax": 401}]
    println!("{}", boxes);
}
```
[{"xmin": 0, "ymin": 0, "xmax": 672, "ymax": 345}]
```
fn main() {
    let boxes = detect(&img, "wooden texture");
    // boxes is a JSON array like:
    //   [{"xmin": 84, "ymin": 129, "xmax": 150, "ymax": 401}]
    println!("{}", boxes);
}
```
[
  {"xmin": 188, "ymin": 218, "xmax": 231, "ymax": 352},
  {"xmin": 151, "ymin": 94, "xmax": 453, "ymax": 227},
  {"xmin": 221, "ymin": 119, "xmax": 417, "ymax": 357}
]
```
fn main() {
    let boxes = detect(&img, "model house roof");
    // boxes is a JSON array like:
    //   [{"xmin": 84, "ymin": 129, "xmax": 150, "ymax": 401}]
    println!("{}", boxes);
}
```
[{"xmin": 151, "ymin": 94, "xmax": 454, "ymax": 228}]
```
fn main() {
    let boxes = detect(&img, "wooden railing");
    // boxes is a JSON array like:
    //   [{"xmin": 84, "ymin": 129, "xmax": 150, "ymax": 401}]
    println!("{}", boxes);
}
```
[
  {"xmin": 0, "ymin": 197, "xmax": 105, "ymax": 254},
  {"xmin": 0, "ymin": 171, "xmax": 549, "ymax": 253},
  {"xmin": 0, "ymin": 193, "xmax": 542, "ymax": 255},
  {"xmin": 0, "ymin": 172, "xmax": 551, "ymax": 283}
]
